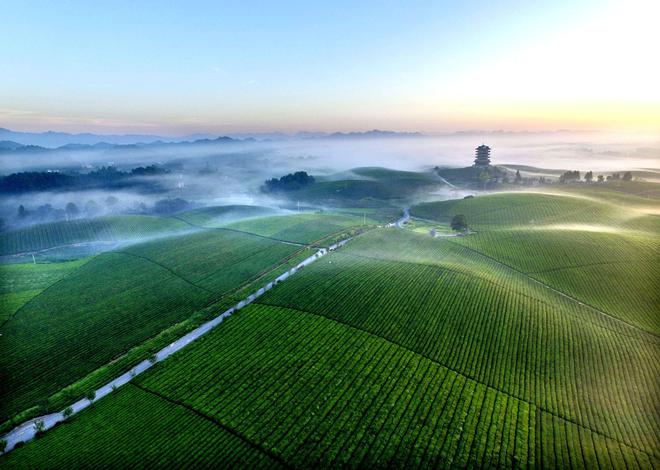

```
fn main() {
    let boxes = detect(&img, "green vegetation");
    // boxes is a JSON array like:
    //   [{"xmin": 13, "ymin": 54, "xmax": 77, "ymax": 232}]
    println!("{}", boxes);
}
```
[
  {"xmin": 226, "ymin": 213, "xmax": 376, "ymax": 245},
  {"xmin": 0, "ymin": 215, "xmax": 191, "ymax": 256},
  {"xmin": 0, "ymin": 386, "xmax": 283, "ymax": 468},
  {"xmin": 174, "ymin": 205, "xmax": 277, "ymax": 228},
  {"xmin": 2, "ymin": 182, "xmax": 658, "ymax": 467},
  {"xmin": 0, "ymin": 229, "xmax": 301, "ymax": 421},
  {"xmin": 278, "ymin": 167, "xmax": 442, "ymax": 207},
  {"xmin": 0, "ymin": 212, "xmax": 367, "ymax": 426},
  {"xmin": 0, "ymin": 260, "xmax": 88, "ymax": 322},
  {"xmin": 450, "ymin": 214, "xmax": 468, "ymax": 231},
  {"xmin": 412, "ymin": 190, "xmax": 660, "ymax": 332}
]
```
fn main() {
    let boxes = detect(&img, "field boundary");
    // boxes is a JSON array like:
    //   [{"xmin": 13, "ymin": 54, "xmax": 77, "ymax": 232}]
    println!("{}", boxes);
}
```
[
  {"xmin": 254, "ymin": 301, "xmax": 657, "ymax": 460},
  {"xmin": 446, "ymin": 240, "xmax": 660, "ymax": 339},
  {"xmin": 130, "ymin": 382, "xmax": 292, "ymax": 469}
]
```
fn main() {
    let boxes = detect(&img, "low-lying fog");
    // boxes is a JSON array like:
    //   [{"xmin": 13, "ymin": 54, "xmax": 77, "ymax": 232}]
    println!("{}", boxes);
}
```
[{"xmin": 1, "ymin": 130, "xmax": 658, "ymax": 231}]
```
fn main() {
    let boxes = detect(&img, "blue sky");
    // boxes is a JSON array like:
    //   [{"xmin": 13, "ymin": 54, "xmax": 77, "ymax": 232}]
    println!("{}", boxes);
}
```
[{"xmin": 1, "ymin": 0, "xmax": 657, "ymax": 134}]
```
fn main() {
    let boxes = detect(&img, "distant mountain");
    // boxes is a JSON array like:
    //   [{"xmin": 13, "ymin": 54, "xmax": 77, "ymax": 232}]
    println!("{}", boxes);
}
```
[
  {"xmin": 0, "ymin": 133, "xmax": 246, "ymax": 159},
  {"xmin": 326, "ymin": 129, "xmax": 423, "ymax": 139},
  {"xmin": 0, "ymin": 127, "xmax": 224, "ymax": 148},
  {"xmin": 0, "ymin": 126, "xmax": 426, "ymax": 149},
  {"xmin": 0, "ymin": 140, "xmax": 25, "ymax": 150}
]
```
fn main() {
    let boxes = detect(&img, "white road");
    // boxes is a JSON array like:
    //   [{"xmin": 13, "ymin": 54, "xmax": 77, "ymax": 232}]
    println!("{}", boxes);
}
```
[{"xmin": 1, "ymin": 244, "xmax": 340, "ymax": 454}]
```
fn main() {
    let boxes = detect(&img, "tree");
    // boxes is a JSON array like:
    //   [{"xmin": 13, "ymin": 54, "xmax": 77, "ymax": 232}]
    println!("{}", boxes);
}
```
[
  {"xmin": 0, "ymin": 439, "xmax": 6, "ymax": 454},
  {"xmin": 85, "ymin": 389, "xmax": 96, "ymax": 404},
  {"xmin": 623, "ymin": 171, "xmax": 633, "ymax": 181},
  {"xmin": 33, "ymin": 419, "xmax": 45, "ymax": 435},
  {"xmin": 84, "ymin": 200, "xmax": 100, "ymax": 216},
  {"xmin": 559, "ymin": 170, "xmax": 580, "ymax": 184},
  {"xmin": 478, "ymin": 171, "xmax": 490, "ymax": 187},
  {"xmin": 62, "ymin": 406, "xmax": 73, "ymax": 419},
  {"xmin": 597, "ymin": 174, "xmax": 604, "ymax": 183},
  {"xmin": 105, "ymin": 196, "xmax": 118, "ymax": 207},
  {"xmin": 65, "ymin": 202, "xmax": 79, "ymax": 219},
  {"xmin": 584, "ymin": 171, "xmax": 593, "ymax": 183},
  {"xmin": 515, "ymin": 170, "xmax": 522, "ymax": 184},
  {"xmin": 262, "ymin": 171, "xmax": 315, "ymax": 192},
  {"xmin": 451, "ymin": 214, "xmax": 468, "ymax": 232},
  {"xmin": 17, "ymin": 204, "xmax": 27, "ymax": 218}
]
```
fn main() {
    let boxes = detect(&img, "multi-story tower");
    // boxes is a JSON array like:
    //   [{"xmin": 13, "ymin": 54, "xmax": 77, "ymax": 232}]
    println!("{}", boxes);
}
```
[{"xmin": 474, "ymin": 145, "xmax": 491, "ymax": 167}]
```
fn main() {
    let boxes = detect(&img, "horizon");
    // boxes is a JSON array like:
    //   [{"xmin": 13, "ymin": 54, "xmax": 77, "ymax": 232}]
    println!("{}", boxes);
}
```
[{"xmin": 2, "ymin": 0, "xmax": 659, "ymax": 135}]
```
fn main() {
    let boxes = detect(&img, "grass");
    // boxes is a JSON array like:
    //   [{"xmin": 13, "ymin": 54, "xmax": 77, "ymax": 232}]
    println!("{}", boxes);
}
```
[{"xmin": 6, "ymin": 300, "xmax": 656, "ymax": 467}]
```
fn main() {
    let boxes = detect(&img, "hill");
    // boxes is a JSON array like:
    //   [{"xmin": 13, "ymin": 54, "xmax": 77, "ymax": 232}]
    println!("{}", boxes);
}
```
[{"xmin": 2, "ymin": 185, "xmax": 658, "ymax": 467}]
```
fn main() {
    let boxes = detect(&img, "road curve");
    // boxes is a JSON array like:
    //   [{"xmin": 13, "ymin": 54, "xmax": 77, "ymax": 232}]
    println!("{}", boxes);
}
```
[{"xmin": 1, "ymin": 242, "xmax": 348, "ymax": 455}]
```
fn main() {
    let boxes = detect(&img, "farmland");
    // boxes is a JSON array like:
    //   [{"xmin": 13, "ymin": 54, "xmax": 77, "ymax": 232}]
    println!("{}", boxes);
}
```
[
  {"xmin": 1, "ymin": 186, "xmax": 658, "ymax": 467},
  {"xmin": 411, "ymin": 191, "xmax": 660, "ymax": 332},
  {"xmin": 225, "ymin": 212, "xmax": 377, "ymax": 245},
  {"xmin": 280, "ymin": 167, "xmax": 444, "ymax": 207},
  {"xmin": 0, "ymin": 211, "xmax": 367, "ymax": 424},
  {"xmin": 0, "ymin": 215, "xmax": 192, "ymax": 258},
  {"xmin": 173, "ymin": 204, "xmax": 278, "ymax": 228},
  {"xmin": 0, "ymin": 260, "xmax": 88, "ymax": 322}
]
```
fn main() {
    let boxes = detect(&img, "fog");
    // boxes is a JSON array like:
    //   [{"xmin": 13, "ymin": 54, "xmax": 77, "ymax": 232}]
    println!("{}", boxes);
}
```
[{"xmin": 1, "ymin": 129, "xmax": 658, "ymax": 231}]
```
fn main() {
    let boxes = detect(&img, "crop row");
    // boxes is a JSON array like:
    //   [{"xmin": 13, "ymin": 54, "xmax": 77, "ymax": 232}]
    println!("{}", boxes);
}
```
[
  {"xmin": 0, "ymin": 215, "xmax": 190, "ymax": 256},
  {"xmin": 226, "ymin": 213, "xmax": 373, "ymax": 245},
  {"xmin": 259, "ymin": 243, "xmax": 659, "ymax": 456},
  {"xmin": 1, "ymin": 385, "xmax": 281, "ymax": 468},
  {"xmin": 452, "ymin": 229, "xmax": 660, "ymax": 333},
  {"xmin": 410, "ymin": 192, "xmax": 627, "ymax": 230},
  {"xmin": 0, "ymin": 230, "xmax": 302, "ymax": 422},
  {"xmin": 134, "ymin": 304, "xmax": 655, "ymax": 468}
]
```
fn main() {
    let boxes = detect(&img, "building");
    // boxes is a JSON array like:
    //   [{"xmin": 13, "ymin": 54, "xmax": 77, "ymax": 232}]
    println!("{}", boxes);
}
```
[{"xmin": 474, "ymin": 144, "xmax": 491, "ymax": 167}]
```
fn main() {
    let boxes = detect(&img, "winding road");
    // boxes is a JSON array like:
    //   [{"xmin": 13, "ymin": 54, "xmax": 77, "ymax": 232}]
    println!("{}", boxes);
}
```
[{"xmin": 1, "ymin": 243, "xmax": 346, "ymax": 454}]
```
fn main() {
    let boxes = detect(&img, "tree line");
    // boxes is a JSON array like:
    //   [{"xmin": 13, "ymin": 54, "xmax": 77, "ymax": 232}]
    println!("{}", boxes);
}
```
[{"xmin": 0, "ymin": 165, "xmax": 170, "ymax": 194}]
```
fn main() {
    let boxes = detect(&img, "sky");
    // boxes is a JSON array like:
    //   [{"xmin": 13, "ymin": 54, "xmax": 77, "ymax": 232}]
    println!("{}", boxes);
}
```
[{"xmin": 1, "ymin": 0, "xmax": 659, "ymax": 135}]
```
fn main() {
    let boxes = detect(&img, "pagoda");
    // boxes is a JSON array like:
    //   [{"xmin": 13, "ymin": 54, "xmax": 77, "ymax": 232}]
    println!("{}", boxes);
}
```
[{"xmin": 474, "ymin": 145, "xmax": 491, "ymax": 168}]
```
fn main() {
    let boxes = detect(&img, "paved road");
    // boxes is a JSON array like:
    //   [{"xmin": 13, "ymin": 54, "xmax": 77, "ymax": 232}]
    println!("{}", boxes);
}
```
[
  {"xmin": 395, "ymin": 208, "xmax": 410, "ymax": 228},
  {"xmin": 1, "ymin": 245, "xmax": 337, "ymax": 455}
]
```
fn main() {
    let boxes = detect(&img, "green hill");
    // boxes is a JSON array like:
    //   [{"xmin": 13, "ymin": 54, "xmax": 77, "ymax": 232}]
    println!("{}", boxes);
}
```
[
  {"xmin": 0, "ymin": 215, "xmax": 192, "ymax": 257},
  {"xmin": 174, "ymin": 204, "xmax": 278, "ymax": 228},
  {"xmin": 3, "ymin": 187, "xmax": 658, "ymax": 467}
]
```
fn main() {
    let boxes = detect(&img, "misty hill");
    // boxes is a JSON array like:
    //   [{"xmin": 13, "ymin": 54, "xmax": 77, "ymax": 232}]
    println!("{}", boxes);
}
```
[{"xmin": 264, "ymin": 167, "xmax": 445, "ymax": 207}]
